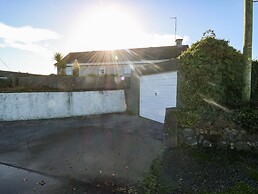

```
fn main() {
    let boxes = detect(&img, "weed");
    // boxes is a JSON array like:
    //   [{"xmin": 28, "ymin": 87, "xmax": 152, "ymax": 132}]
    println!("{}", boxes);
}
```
[
  {"xmin": 142, "ymin": 159, "xmax": 174, "ymax": 194},
  {"xmin": 246, "ymin": 167, "xmax": 258, "ymax": 182}
]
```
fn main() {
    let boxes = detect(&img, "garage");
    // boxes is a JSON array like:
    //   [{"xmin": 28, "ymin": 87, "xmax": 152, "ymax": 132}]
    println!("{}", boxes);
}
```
[{"xmin": 139, "ymin": 71, "xmax": 177, "ymax": 123}]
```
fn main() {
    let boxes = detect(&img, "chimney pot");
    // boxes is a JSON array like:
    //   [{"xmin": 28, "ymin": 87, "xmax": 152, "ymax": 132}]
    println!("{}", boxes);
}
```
[{"xmin": 176, "ymin": 39, "xmax": 183, "ymax": 47}]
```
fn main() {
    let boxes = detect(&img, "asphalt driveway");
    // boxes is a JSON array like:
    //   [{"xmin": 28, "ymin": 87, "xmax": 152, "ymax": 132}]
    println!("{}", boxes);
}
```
[{"xmin": 0, "ymin": 114, "xmax": 165, "ymax": 189}]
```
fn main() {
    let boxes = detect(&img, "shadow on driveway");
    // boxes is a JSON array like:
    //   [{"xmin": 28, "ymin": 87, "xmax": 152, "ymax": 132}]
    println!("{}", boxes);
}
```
[{"xmin": 0, "ymin": 113, "xmax": 165, "ymax": 191}]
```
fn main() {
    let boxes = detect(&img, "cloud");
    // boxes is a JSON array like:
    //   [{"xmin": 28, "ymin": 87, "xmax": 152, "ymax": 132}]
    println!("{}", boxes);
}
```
[
  {"xmin": 132, "ymin": 32, "xmax": 190, "ymax": 48},
  {"xmin": 7, "ymin": 42, "xmax": 53, "ymax": 55},
  {"xmin": 0, "ymin": 22, "xmax": 60, "ymax": 55},
  {"xmin": 64, "ymin": 30, "xmax": 190, "ymax": 53},
  {"xmin": 62, "ymin": 6, "xmax": 191, "ymax": 53}
]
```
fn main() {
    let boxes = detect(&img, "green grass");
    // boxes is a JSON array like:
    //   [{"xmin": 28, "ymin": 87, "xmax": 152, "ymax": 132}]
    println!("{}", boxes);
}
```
[
  {"xmin": 246, "ymin": 167, "xmax": 258, "ymax": 182},
  {"xmin": 142, "ymin": 148, "xmax": 258, "ymax": 194},
  {"xmin": 142, "ymin": 159, "xmax": 175, "ymax": 194},
  {"xmin": 188, "ymin": 147, "xmax": 213, "ymax": 162}
]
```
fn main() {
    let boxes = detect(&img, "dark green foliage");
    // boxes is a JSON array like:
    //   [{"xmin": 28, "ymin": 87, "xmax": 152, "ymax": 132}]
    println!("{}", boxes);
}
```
[
  {"xmin": 188, "ymin": 147, "xmax": 213, "ymax": 162},
  {"xmin": 247, "ymin": 167, "xmax": 258, "ymax": 182},
  {"xmin": 231, "ymin": 108, "xmax": 258, "ymax": 132},
  {"xmin": 53, "ymin": 52, "xmax": 66, "ymax": 75},
  {"xmin": 142, "ymin": 159, "xmax": 173, "ymax": 194},
  {"xmin": 202, "ymin": 29, "xmax": 216, "ymax": 39},
  {"xmin": 142, "ymin": 159, "xmax": 162, "ymax": 194},
  {"xmin": 251, "ymin": 60, "xmax": 258, "ymax": 104},
  {"xmin": 177, "ymin": 34, "xmax": 244, "ymax": 127},
  {"xmin": 174, "ymin": 107, "xmax": 202, "ymax": 128},
  {"xmin": 0, "ymin": 78, "xmax": 12, "ymax": 88}
]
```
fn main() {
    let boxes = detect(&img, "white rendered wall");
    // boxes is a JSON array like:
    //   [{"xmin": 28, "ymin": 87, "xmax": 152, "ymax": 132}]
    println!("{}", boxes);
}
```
[{"xmin": 0, "ymin": 90, "xmax": 126, "ymax": 121}]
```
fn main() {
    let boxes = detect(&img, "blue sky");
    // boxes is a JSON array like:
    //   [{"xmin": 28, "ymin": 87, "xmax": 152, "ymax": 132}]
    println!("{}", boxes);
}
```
[{"xmin": 0, "ymin": 0, "xmax": 257, "ymax": 74}]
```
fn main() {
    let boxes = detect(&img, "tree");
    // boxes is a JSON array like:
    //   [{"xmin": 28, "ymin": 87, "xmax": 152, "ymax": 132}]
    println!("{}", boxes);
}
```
[{"xmin": 53, "ymin": 52, "xmax": 66, "ymax": 75}]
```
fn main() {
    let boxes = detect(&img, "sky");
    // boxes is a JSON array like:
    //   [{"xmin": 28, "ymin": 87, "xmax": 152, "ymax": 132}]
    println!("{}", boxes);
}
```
[{"xmin": 0, "ymin": 0, "xmax": 257, "ymax": 75}]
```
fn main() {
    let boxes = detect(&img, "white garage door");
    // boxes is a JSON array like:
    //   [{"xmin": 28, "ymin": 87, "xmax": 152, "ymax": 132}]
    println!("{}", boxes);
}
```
[{"xmin": 140, "ymin": 71, "xmax": 177, "ymax": 123}]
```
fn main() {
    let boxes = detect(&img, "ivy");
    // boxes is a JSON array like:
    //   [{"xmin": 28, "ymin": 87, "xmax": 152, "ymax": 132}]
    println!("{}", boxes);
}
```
[{"xmin": 177, "ymin": 32, "xmax": 244, "ymax": 127}]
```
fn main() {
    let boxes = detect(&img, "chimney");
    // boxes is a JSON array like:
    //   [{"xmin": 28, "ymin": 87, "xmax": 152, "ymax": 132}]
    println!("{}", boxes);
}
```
[{"xmin": 175, "ymin": 38, "xmax": 183, "ymax": 47}]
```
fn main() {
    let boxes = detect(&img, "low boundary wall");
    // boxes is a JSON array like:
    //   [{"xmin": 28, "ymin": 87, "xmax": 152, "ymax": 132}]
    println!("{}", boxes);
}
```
[{"xmin": 0, "ymin": 90, "xmax": 126, "ymax": 121}]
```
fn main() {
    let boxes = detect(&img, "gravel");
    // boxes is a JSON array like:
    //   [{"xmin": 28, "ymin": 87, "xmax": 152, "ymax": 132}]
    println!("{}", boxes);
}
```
[{"xmin": 157, "ymin": 147, "xmax": 258, "ymax": 193}]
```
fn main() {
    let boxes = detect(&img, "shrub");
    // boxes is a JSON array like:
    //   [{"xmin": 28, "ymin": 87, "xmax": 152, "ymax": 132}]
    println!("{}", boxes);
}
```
[
  {"xmin": 0, "ymin": 78, "xmax": 12, "ymax": 88},
  {"xmin": 231, "ymin": 108, "xmax": 258, "ymax": 132},
  {"xmin": 142, "ymin": 159, "xmax": 172, "ymax": 194},
  {"xmin": 142, "ymin": 159, "xmax": 161, "ymax": 194},
  {"xmin": 251, "ymin": 60, "xmax": 258, "ymax": 104},
  {"xmin": 177, "ymin": 31, "xmax": 244, "ymax": 127}
]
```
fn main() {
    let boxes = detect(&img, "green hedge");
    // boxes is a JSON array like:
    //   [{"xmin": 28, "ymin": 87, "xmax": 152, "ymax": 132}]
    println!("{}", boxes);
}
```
[
  {"xmin": 177, "ymin": 34, "xmax": 244, "ymax": 127},
  {"xmin": 251, "ymin": 60, "xmax": 258, "ymax": 104},
  {"xmin": 231, "ymin": 108, "xmax": 258, "ymax": 132}
]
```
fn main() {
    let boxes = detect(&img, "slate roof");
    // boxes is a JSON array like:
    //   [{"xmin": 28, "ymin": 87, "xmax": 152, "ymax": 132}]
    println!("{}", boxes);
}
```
[
  {"xmin": 62, "ymin": 45, "xmax": 188, "ymax": 64},
  {"xmin": 133, "ymin": 59, "xmax": 180, "ymax": 76}
]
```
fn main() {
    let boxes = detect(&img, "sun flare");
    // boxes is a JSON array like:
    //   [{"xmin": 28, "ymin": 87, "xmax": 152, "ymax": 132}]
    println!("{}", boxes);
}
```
[
  {"xmin": 71, "ymin": 5, "xmax": 143, "ymax": 50},
  {"xmin": 66, "ymin": 3, "xmax": 186, "ymax": 53}
]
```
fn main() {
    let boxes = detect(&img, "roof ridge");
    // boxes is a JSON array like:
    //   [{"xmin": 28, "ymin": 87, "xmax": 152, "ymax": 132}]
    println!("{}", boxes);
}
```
[
  {"xmin": 61, "ymin": 45, "xmax": 189, "ymax": 64},
  {"xmin": 67, "ymin": 45, "xmax": 188, "ymax": 54}
]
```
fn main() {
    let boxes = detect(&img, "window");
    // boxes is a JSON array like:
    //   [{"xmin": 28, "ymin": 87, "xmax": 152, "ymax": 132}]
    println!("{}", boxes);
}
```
[
  {"xmin": 123, "ymin": 66, "xmax": 131, "ymax": 75},
  {"xmin": 66, "ymin": 67, "xmax": 73, "ymax": 75},
  {"xmin": 99, "ymin": 67, "xmax": 105, "ymax": 75}
]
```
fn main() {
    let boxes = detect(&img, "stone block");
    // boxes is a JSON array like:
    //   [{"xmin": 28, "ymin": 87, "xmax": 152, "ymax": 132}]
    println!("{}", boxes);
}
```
[
  {"xmin": 210, "ymin": 130, "xmax": 222, "ymax": 135},
  {"xmin": 234, "ymin": 141, "xmax": 251, "ymax": 151},
  {"xmin": 182, "ymin": 128, "xmax": 195, "ymax": 138},
  {"xmin": 203, "ymin": 140, "xmax": 212, "ymax": 147},
  {"xmin": 217, "ymin": 140, "xmax": 228, "ymax": 150},
  {"xmin": 197, "ymin": 135, "xmax": 204, "ymax": 144},
  {"xmin": 213, "ymin": 119, "xmax": 229, "ymax": 129},
  {"xmin": 177, "ymin": 132, "xmax": 185, "ymax": 145},
  {"xmin": 185, "ymin": 136, "xmax": 198, "ymax": 146}
]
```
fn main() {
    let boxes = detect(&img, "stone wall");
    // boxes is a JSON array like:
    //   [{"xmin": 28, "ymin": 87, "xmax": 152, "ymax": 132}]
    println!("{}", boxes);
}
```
[
  {"xmin": 178, "ymin": 127, "xmax": 258, "ymax": 152},
  {"xmin": 164, "ymin": 108, "xmax": 258, "ymax": 152}
]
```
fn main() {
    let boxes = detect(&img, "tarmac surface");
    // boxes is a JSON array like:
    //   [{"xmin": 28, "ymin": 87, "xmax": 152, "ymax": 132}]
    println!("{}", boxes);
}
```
[{"xmin": 0, "ymin": 113, "xmax": 165, "ymax": 193}]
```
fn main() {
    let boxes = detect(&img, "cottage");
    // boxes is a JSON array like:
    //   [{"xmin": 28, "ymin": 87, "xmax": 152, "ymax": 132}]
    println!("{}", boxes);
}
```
[{"xmin": 61, "ymin": 39, "xmax": 188, "ymax": 77}]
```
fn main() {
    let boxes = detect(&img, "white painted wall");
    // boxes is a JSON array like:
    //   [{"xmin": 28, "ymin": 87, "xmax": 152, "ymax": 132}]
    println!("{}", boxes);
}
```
[
  {"xmin": 140, "ymin": 71, "xmax": 177, "ymax": 123},
  {"xmin": 0, "ymin": 90, "xmax": 126, "ymax": 121}
]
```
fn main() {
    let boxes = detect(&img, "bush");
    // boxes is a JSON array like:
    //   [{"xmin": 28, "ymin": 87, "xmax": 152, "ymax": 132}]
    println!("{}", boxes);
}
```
[
  {"xmin": 251, "ymin": 60, "xmax": 258, "ymax": 104},
  {"xmin": 142, "ymin": 159, "xmax": 172, "ymax": 194},
  {"xmin": 0, "ymin": 78, "xmax": 12, "ymax": 88},
  {"xmin": 177, "ymin": 31, "xmax": 244, "ymax": 127},
  {"xmin": 142, "ymin": 159, "xmax": 162, "ymax": 194},
  {"xmin": 231, "ymin": 108, "xmax": 258, "ymax": 132}
]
